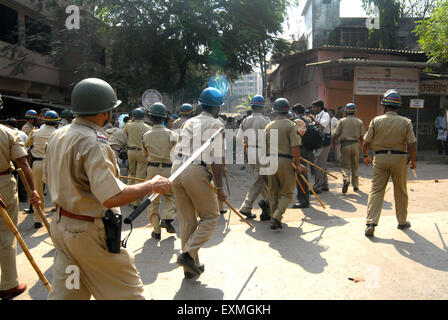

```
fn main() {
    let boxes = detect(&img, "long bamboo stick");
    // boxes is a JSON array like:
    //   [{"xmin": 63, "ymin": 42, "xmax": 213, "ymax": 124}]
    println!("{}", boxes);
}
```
[
  {"xmin": 300, "ymin": 158, "xmax": 338, "ymax": 179},
  {"xmin": 16, "ymin": 169, "xmax": 51, "ymax": 237},
  {"xmin": 204, "ymin": 180, "xmax": 253, "ymax": 228},
  {"xmin": 0, "ymin": 195, "xmax": 51, "ymax": 292}
]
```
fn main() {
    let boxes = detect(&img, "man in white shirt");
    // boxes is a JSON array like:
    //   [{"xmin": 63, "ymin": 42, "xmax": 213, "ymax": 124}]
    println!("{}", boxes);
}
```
[
  {"xmin": 328, "ymin": 109, "xmax": 340, "ymax": 162},
  {"xmin": 308, "ymin": 100, "xmax": 331, "ymax": 193}
]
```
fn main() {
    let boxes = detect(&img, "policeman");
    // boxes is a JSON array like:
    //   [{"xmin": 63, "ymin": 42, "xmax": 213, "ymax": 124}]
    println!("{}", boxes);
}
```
[
  {"xmin": 43, "ymin": 78, "xmax": 171, "ymax": 299},
  {"xmin": 265, "ymin": 98, "xmax": 305, "ymax": 230},
  {"xmin": 291, "ymin": 103, "xmax": 314, "ymax": 209},
  {"xmin": 363, "ymin": 89, "xmax": 416, "ymax": 237},
  {"xmin": 124, "ymin": 107, "xmax": 151, "ymax": 208},
  {"xmin": 171, "ymin": 87, "xmax": 226, "ymax": 278},
  {"xmin": 142, "ymin": 102, "xmax": 178, "ymax": 240},
  {"xmin": 0, "ymin": 95, "xmax": 40, "ymax": 300},
  {"xmin": 236, "ymin": 95, "xmax": 271, "ymax": 221},
  {"xmin": 330, "ymin": 103, "xmax": 364, "ymax": 193},
  {"xmin": 58, "ymin": 109, "xmax": 74, "ymax": 128},
  {"xmin": 103, "ymin": 118, "xmax": 127, "ymax": 158},
  {"xmin": 21, "ymin": 110, "xmax": 38, "ymax": 136},
  {"xmin": 172, "ymin": 103, "xmax": 195, "ymax": 130},
  {"xmin": 25, "ymin": 110, "xmax": 60, "ymax": 227}
]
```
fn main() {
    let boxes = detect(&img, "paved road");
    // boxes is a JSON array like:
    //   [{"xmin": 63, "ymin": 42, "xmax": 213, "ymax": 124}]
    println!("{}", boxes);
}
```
[{"xmin": 11, "ymin": 160, "xmax": 448, "ymax": 300}]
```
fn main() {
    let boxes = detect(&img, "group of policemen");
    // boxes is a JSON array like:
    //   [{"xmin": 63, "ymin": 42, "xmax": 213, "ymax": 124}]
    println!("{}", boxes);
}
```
[{"xmin": 0, "ymin": 76, "xmax": 417, "ymax": 299}]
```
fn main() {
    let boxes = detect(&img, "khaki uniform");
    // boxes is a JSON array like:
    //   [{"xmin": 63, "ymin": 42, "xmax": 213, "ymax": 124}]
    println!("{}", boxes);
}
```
[
  {"xmin": 142, "ymin": 124, "xmax": 178, "ymax": 233},
  {"xmin": 25, "ymin": 124, "xmax": 56, "ymax": 217},
  {"xmin": 0, "ymin": 124, "xmax": 28, "ymax": 291},
  {"xmin": 172, "ymin": 116, "xmax": 188, "ymax": 130},
  {"xmin": 42, "ymin": 118, "xmax": 144, "ymax": 300},
  {"xmin": 21, "ymin": 122, "xmax": 35, "ymax": 136},
  {"xmin": 124, "ymin": 120, "xmax": 151, "ymax": 206},
  {"xmin": 171, "ymin": 112, "xmax": 224, "ymax": 269},
  {"xmin": 103, "ymin": 123, "xmax": 127, "ymax": 157},
  {"xmin": 265, "ymin": 118, "xmax": 301, "ymax": 222},
  {"xmin": 333, "ymin": 115, "xmax": 364, "ymax": 188},
  {"xmin": 364, "ymin": 111, "xmax": 416, "ymax": 226},
  {"xmin": 236, "ymin": 112, "xmax": 271, "ymax": 212}
]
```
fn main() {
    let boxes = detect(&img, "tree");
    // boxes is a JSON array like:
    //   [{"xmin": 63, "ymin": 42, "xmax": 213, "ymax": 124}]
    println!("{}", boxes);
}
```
[{"xmin": 414, "ymin": 1, "xmax": 448, "ymax": 64}]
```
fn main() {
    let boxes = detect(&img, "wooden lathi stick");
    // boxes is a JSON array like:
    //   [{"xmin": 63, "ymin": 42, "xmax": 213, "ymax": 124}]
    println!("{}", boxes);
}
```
[{"xmin": 0, "ymin": 195, "xmax": 51, "ymax": 292}]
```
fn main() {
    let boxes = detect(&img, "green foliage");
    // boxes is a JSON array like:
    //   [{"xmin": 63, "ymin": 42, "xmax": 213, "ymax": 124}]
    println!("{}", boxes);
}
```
[{"xmin": 414, "ymin": 1, "xmax": 448, "ymax": 64}]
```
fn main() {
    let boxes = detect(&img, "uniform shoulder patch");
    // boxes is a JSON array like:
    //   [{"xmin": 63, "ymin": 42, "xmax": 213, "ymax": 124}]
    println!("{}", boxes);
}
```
[{"xmin": 97, "ymin": 132, "xmax": 109, "ymax": 144}]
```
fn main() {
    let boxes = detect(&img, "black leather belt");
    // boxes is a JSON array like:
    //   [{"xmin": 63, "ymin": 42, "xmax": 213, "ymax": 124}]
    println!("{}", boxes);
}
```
[
  {"xmin": 375, "ymin": 150, "xmax": 407, "ymax": 155},
  {"xmin": 148, "ymin": 162, "xmax": 172, "ymax": 168},
  {"xmin": 128, "ymin": 147, "xmax": 141, "ymax": 151},
  {"xmin": 33, "ymin": 158, "xmax": 44, "ymax": 161},
  {"xmin": 177, "ymin": 153, "xmax": 207, "ymax": 167}
]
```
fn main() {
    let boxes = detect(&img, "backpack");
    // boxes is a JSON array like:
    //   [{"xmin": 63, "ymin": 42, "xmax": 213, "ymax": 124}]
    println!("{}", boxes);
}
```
[{"xmin": 299, "ymin": 116, "xmax": 324, "ymax": 150}]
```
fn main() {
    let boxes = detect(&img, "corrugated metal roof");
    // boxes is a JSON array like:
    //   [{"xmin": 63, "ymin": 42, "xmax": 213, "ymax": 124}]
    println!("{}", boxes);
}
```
[
  {"xmin": 306, "ymin": 58, "xmax": 438, "ymax": 69},
  {"xmin": 321, "ymin": 45, "xmax": 425, "ymax": 55}
]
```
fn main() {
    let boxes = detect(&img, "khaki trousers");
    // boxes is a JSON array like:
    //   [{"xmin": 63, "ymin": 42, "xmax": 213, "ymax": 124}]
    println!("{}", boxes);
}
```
[
  {"xmin": 313, "ymin": 145, "xmax": 331, "ymax": 191},
  {"xmin": 240, "ymin": 163, "xmax": 269, "ymax": 212},
  {"xmin": 268, "ymin": 157, "xmax": 296, "ymax": 222},
  {"xmin": 366, "ymin": 153, "xmax": 409, "ymax": 226},
  {"xmin": 0, "ymin": 175, "xmax": 19, "ymax": 291},
  {"xmin": 171, "ymin": 162, "xmax": 219, "ymax": 268},
  {"xmin": 48, "ymin": 211, "xmax": 144, "ymax": 300},
  {"xmin": 32, "ymin": 160, "xmax": 44, "ymax": 222},
  {"xmin": 146, "ymin": 165, "xmax": 176, "ymax": 233},
  {"xmin": 340, "ymin": 143, "xmax": 360, "ymax": 188},
  {"xmin": 127, "ymin": 149, "xmax": 147, "ymax": 206}
]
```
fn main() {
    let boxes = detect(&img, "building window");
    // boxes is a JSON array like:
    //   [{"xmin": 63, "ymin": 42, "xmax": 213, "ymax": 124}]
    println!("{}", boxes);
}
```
[
  {"xmin": 25, "ymin": 16, "xmax": 52, "ymax": 55},
  {"xmin": 340, "ymin": 28, "xmax": 367, "ymax": 47},
  {"xmin": 323, "ymin": 0, "xmax": 331, "ymax": 4},
  {"xmin": 0, "ymin": 4, "xmax": 19, "ymax": 44}
]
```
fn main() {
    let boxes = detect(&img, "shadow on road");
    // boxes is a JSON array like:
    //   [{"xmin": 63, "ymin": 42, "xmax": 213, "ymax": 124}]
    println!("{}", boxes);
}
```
[
  {"xmin": 173, "ymin": 278, "xmax": 224, "ymax": 300},
  {"xmin": 370, "ymin": 229, "xmax": 448, "ymax": 271},
  {"xmin": 135, "ymin": 235, "xmax": 180, "ymax": 285}
]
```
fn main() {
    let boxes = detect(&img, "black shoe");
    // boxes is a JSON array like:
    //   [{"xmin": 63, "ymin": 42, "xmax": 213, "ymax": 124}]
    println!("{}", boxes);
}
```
[
  {"xmin": 184, "ymin": 264, "xmax": 205, "ymax": 279},
  {"xmin": 397, "ymin": 221, "xmax": 411, "ymax": 230},
  {"xmin": 220, "ymin": 210, "xmax": 227, "ymax": 215},
  {"xmin": 34, "ymin": 222, "xmax": 43, "ymax": 229},
  {"xmin": 161, "ymin": 220, "xmax": 175, "ymax": 233},
  {"xmin": 313, "ymin": 188, "xmax": 322, "ymax": 194},
  {"xmin": 258, "ymin": 200, "xmax": 270, "ymax": 216},
  {"xmin": 270, "ymin": 218, "xmax": 282, "ymax": 230},
  {"xmin": 293, "ymin": 202, "xmax": 309, "ymax": 209},
  {"xmin": 322, "ymin": 187, "xmax": 329, "ymax": 192},
  {"xmin": 259, "ymin": 214, "xmax": 271, "ymax": 221},
  {"xmin": 151, "ymin": 231, "xmax": 161, "ymax": 240},
  {"xmin": 353, "ymin": 187, "xmax": 359, "ymax": 192},
  {"xmin": 24, "ymin": 208, "xmax": 34, "ymax": 214},
  {"xmin": 342, "ymin": 180, "xmax": 349, "ymax": 194},
  {"xmin": 365, "ymin": 224, "xmax": 375, "ymax": 237},
  {"xmin": 239, "ymin": 210, "xmax": 256, "ymax": 220},
  {"xmin": 177, "ymin": 253, "xmax": 201, "ymax": 276}
]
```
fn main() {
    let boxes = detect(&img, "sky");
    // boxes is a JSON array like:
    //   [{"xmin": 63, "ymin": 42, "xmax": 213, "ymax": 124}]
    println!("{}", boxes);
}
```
[{"xmin": 283, "ymin": 0, "xmax": 370, "ymax": 40}]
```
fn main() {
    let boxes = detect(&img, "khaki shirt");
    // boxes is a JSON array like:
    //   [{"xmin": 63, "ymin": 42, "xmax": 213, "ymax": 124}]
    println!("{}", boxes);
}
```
[
  {"xmin": 25, "ymin": 124, "xmax": 56, "ymax": 159},
  {"xmin": 173, "ymin": 112, "xmax": 225, "ymax": 163},
  {"xmin": 103, "ymin": 123, "xmax": 127, "ymax": 155},
  {"xmin": 43, "ymin": 118, "xmax": 126, "ymax": 217},
  {"xmin": 0, "ymin": 124, "xmax": 28, "ymax": 172},
  {"xmin": 172, "ymin": 117, "xmax": 188, "ymax": 130},
  {"xmin": 364, "ymin": 111, "xmax": 416, "ymax": 152},
  {"xmin": 124, "ymin": 120, "xmax": 151, "ymax": 149},
  {"xmin": 21, "ymin": 121, "xmax": 35, "ymax": 136},
  {"xmin": 142, "ymin": 124, "xmax": 178, "ymax": 163},
  {"xmin": 236, "ymin": 112, "xmax": 271, "ymax": 148},
  {"xmin": 265, "ymin": 118, "xmax": 301, "ymax": 156},
  {"xmin": 333, "ymin": 115, "xmax": 364, "ymax": 142}
]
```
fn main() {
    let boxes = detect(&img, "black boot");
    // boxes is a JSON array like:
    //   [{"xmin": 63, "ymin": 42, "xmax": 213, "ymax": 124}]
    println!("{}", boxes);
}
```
[{"xmin": 161, "ymin": 219, "xmax": 176, "ymax": 233}]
